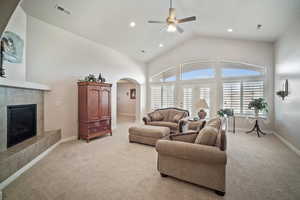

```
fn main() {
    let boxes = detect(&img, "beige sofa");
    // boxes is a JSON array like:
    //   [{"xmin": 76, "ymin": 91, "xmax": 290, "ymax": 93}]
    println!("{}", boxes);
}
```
[
  {"xmin": 155, "ymin": 118, "xmax": 227, "ymax": 195},
  {"xmin": 143, "ymin": 108, "xmax": 189, "ymax": 133}
]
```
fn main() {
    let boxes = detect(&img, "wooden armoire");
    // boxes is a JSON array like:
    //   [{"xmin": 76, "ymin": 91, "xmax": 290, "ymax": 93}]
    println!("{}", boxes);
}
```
[{"xmin": 78, "ymin": 82, "xmax": 112, "ymax": 142}]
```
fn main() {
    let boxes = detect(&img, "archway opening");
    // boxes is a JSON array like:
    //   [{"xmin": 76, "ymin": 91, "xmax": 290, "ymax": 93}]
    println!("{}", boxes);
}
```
[{"xmin": 116, "ymin": 78, "xmax": 140, "ymax": 124}]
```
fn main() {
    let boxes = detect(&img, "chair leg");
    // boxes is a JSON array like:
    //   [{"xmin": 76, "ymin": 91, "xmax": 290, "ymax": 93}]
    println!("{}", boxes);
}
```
[
  {"xmin": 215, "ymin": 190, "xmax": 225, "ymax": 196},
  {"xmin": 160, "ymin": 173, "xmax": 168, "ymax": 177}
]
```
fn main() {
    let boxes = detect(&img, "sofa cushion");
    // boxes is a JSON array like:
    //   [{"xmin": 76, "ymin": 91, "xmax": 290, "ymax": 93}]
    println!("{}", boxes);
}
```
[
  {"xmin": 173, "ymin": 112, "xmax": 184, "ymax": 123},
  {"xmin": 166, "ymin": 109, "xmax": 186, "ymax": 122},
  {"xmin": 195, "ymin": 126, "xmax": 218, "ymax": 146},
  {"xmin": 207, "ymin": 117, "xmax": 221, "ymax": 129},
  {"xmin": 148, "ymin": 111, "xmax": 163, "ymax": 121},
  {"xmin": 147, "ymin": 121, "xmax": 178, "ymax": 130}
]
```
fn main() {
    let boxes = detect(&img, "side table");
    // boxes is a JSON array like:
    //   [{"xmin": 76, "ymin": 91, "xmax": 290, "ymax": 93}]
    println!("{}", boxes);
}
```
[{"xmin": 246, "ymin": 117, "xmax": 267, "ymax": 137}]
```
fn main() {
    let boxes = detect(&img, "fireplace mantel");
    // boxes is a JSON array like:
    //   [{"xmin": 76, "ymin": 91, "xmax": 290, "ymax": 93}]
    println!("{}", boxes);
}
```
[{"xmin": 0, "ymin": 78, "xmax": 50, "ymax": 91}]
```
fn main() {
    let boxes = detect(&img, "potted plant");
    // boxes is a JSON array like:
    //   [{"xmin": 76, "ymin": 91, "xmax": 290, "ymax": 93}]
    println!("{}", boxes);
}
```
[
  {"xmin": 217, "ymin": 109, "xmax": 234, "ymax": 118},
  {"xmin": 248, "ymin": 98, "xmax": 268, "ymax": 117}
]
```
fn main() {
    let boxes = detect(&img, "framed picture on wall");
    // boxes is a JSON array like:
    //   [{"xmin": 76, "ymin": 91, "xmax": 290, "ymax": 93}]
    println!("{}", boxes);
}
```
[{"xmin": 130, "ymin": 88, "xmax": 136, "ymax": 99}]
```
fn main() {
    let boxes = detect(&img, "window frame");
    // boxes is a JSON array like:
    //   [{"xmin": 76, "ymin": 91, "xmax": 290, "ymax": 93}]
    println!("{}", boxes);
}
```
[
  {"xmin": 149, "ymin": 60, "xmax": 268, "ymax": 118},
  {"xmin": 221, "ymin": 78, "xmax": 266, "ymax": 116}
]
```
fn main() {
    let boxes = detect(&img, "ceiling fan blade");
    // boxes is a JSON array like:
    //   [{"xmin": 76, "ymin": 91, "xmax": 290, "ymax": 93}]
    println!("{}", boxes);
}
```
[
  {"xmin": 148, "ymin": 20, "xmax": 165, "ymax": 24},
  {"xmin": 176, "ymin": 25, "xmax": 184, "ymax": 33},
  {"xmin": 177, "ymin": 16, "xmax": 196, "ymax": 23}
]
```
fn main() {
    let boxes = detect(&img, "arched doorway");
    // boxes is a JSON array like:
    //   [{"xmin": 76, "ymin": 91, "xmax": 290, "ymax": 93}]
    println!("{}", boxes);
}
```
[{"xmin": 116, "ymin": 78, "xmax": 141, "ymax": 124}]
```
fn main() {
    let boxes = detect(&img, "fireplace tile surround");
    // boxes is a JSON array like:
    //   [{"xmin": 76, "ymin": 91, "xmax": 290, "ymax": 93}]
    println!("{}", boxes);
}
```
[
  {"xmin": 0, "ymin": 84, "xmax": 62, "ymax": 184},
  {"xmin": 0, "ymin": 86, "xmax": 44, "ymax": 152}
]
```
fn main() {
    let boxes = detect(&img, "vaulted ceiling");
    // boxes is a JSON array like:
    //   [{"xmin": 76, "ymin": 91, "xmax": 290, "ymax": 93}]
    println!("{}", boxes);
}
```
[{"xmin": 21, "ymin": 0, "xmax": 300, "ymax": 62}]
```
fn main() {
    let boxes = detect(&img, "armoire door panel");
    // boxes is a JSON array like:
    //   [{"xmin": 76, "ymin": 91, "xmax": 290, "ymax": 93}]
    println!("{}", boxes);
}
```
[
  {"xmin": 100, "ymin": 87, "xmax": 111, "ymax": 118},
  {"xmin": 88, "ymin": 87, "xmax": 101, "ymax": 120}
]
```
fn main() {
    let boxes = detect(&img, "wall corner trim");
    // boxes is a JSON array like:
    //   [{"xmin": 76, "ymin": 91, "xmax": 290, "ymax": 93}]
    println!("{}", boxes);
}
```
[{"xmin": 273, "ymin": 131, "xmax": 300, "ymax": 157}]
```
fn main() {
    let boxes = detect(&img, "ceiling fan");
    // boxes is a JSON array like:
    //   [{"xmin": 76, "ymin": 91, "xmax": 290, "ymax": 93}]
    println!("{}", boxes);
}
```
[{"xmin": 148, "ymin": 0, "xmax": 196, "ymax": 33}]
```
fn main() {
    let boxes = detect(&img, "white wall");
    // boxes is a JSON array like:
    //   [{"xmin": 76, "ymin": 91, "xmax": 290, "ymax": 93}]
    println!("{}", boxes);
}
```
[
  {"xmin": 147, "ymin": 36, "xmax": 274, "ymax": 130},
  {"xmin": 117, "ymin": 83, "xmax": 136, "ymax": 117},
  {"xmin": 275, "ymin": 20, "xmax": 300, "ymax": 150},
  {"xmin": 26, "ymin": 16, "xmax": 146, "ymax": 139},
  {"xmin": 2, "ymin": 5, "xmax": 26, "ymax": 81}
]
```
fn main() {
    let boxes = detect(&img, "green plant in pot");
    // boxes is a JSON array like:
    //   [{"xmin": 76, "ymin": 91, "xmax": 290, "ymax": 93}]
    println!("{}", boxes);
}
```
[
  {"xmin": 217, "ymin": 109, "xmax": 234, "ymax": 117},
  {"xmin": 248, "ymin": 98, "xmax": 268, "ymax": 117}
]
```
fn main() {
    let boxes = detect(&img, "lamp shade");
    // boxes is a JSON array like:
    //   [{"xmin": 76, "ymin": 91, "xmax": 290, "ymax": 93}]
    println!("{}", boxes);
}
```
[{"xmin": 195, "ymin": 98, "xmax": 208, "ymax": 109}]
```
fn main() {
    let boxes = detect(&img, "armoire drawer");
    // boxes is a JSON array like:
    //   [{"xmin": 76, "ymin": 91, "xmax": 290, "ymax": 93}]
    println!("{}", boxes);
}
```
[
  {"xmin": 88, "ymin": 125, "xmax": 109, "ymax": 134},
  {"xmin": 88, "ymin": 120, "xmax": 109, "ymax": 128}
]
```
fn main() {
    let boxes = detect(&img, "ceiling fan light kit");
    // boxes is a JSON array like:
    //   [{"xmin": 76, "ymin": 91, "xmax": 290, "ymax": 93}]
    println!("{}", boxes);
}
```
[
  {"xmin": 167, "ymin": 24, "xmax": 177, "ymax": 32},
  {"xmin": 148, "ymin": 0, "xmax": 196, "ymax": 34}
]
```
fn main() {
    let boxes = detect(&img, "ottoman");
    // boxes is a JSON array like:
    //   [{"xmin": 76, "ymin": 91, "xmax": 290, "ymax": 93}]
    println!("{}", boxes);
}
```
[{"xmin": 129, "ymin": 125, "xmax": 170, "ymax": 146}]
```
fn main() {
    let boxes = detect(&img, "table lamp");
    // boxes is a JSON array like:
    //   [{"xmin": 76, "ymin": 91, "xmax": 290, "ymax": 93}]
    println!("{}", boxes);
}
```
[{"xmin": 195, "ymin": 99, "xmax": 209, "ymax": 119}]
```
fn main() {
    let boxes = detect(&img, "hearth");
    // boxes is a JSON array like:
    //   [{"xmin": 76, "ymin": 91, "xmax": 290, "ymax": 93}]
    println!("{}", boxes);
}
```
[{"xmin": 7, "ymin": 104, "xmax": 37, "ymax": 148}]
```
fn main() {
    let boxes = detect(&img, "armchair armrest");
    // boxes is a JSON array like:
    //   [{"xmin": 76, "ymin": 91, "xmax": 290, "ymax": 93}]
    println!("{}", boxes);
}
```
[
  {"xmin": 142, "ymin": 115, "xmax": 151, "ymax": 124},
  {"xmin": 156, "ymin": 140, "xmax": 227, "ymax": 164}
]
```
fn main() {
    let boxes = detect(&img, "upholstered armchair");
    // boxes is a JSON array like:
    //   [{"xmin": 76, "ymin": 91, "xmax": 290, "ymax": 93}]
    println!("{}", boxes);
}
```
[
  {"xmin": 156, "ymin": 118, "xmax": 227, "ymax": 196},
  {"xmin": 143, "ymin": 108, "xmax": 189, "ymax": 133}
]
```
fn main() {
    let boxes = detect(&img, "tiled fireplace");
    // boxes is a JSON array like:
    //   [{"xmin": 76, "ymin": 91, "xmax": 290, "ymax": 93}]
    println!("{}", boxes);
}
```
[
  {"xmin": 0, "ymin": 87, "xmax": 44, "ymax": 152},
  {"xmin": 0, "ymin": 81, "xmax": 61, "ymax": 183}
]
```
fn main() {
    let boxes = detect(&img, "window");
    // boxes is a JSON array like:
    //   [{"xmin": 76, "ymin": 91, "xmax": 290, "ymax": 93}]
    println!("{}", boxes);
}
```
[
  {"xmin": 181, "ymin": 62, "xmax": 214, "ymax": 80},
  {"xmin": 162, "ymin": 85, "xmax": 176, "ymax": 108},
  {"xmin": 150, "ymin": 86, "xmax": 162, "ymax": 110},
  {"xmin": 182, "ymin": 86, "xmax": 210, "ymax": 117},
  {"xmin": 199, "ymin": 88, "xmax": 210, "ymax": 107},
  {"xmin": 150, "ymin": 85, "xmax": 175, "ymax": 110},
  {"xmin": 183, "ymin": 88, "xmax": 193, "ymax": 115},
  {"xmin": 222, "ymin": 68, "xmax": 262, "ymax": 77},
  {"xmin": 199, "ymin": 87, "xmax": 210, "ymax": 118},
  {"xmin": 223, "ymin": 82, "xmax": 241, "ymax": 114},
  {"xmin": 223, "ymin": 80, "xmax": 264, "ymax": 115},
  {"xmin": 150, "ymin": 67, "xmax": 177, "ymax": 82},
  {"xmin": 242, "ymin": 81, "xmax": 264, "ymax": 115},
  {"xmin": 221, "ymin": 62, "xmax": 264, "ymax": 78}
]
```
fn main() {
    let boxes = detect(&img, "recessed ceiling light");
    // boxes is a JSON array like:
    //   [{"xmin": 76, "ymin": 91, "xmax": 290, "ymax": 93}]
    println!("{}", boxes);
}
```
[
  {"xmin": 130, "ymin": 22, "xmax": 136, "ymax": 27},
  {"xmin": 159, "ymin": 43, "xmax": 164, "ymax": 48},
  {"xmin": 141, "ymin": 50, "xmax": 146, "ymax": 53},
  {"xmin": 227, "ymin": 28, "xmax": 233, "ymax": 32},
  {"xmin": 257, "ymin": 24, "xmax": 262, "ymax": 30}
]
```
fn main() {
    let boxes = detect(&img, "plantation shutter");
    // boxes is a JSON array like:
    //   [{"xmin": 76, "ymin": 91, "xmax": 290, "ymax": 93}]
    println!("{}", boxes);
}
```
[
  {"xmin": 151, "ymin": 86, "xmax": 162, "ymax": 110},
  {"xmin": 162, "ymin": 85, "xmax": 175, "ymax": 108},
  {"xmin": 223, "ymin": 82, "xmax": 241, "ymax": 114},
  {"xmin": 199, "ymin": 87, "xmax": 210, "ymax": 117},
  {"xmin": 242, "ymin": 80, "xmax": 264, "ymax": 115},
  {"xmin": 183, "ymin": 88, "xmax": 193, "ymax": 115}
]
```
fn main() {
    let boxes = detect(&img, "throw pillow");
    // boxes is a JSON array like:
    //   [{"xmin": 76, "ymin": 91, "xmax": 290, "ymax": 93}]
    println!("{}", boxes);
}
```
[
  {"xmin": 173, "ymin": 112, "xmax": 184, "ymax": 123},
  {"xmin": 149, "ymin": 111, "xmax": 163, "ymax": 121},
  {"xmin": 194, "ymin": 126, "xmax": 218, "ymax": 146},
  {"xmin": 207, "ymin": 117, "xmax": 221, "ymax": 129}
]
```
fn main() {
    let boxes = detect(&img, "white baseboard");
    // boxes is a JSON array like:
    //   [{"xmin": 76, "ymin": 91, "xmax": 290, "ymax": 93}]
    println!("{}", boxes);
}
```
[
  {"xmin": 273, "ymin": 132, "xmax": 300, "ymax": 157},
  {"xmin": 235, "ymin": 128, "xmax": 300, "ymax": 157},
  {"xmin": 0, "ymin": 135, "xmax": 77, "ymax": 197}
]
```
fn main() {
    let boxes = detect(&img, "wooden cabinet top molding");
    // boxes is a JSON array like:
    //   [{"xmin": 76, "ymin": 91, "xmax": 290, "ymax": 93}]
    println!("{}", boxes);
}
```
[{"xmin": 77, "ymin": 81, "xmax": 112, "ymax": 87}]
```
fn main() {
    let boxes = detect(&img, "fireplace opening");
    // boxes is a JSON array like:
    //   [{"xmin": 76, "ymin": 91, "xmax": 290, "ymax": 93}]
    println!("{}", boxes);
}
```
[{"xmin": 7, "ymin": 104, "xmax": 37, "ymax": 148}]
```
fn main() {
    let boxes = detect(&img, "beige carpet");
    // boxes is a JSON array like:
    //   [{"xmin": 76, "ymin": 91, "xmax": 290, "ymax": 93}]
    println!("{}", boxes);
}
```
[{"xmin": 3, "ymin": 117, "xmax": 300, "ymax": 200}]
